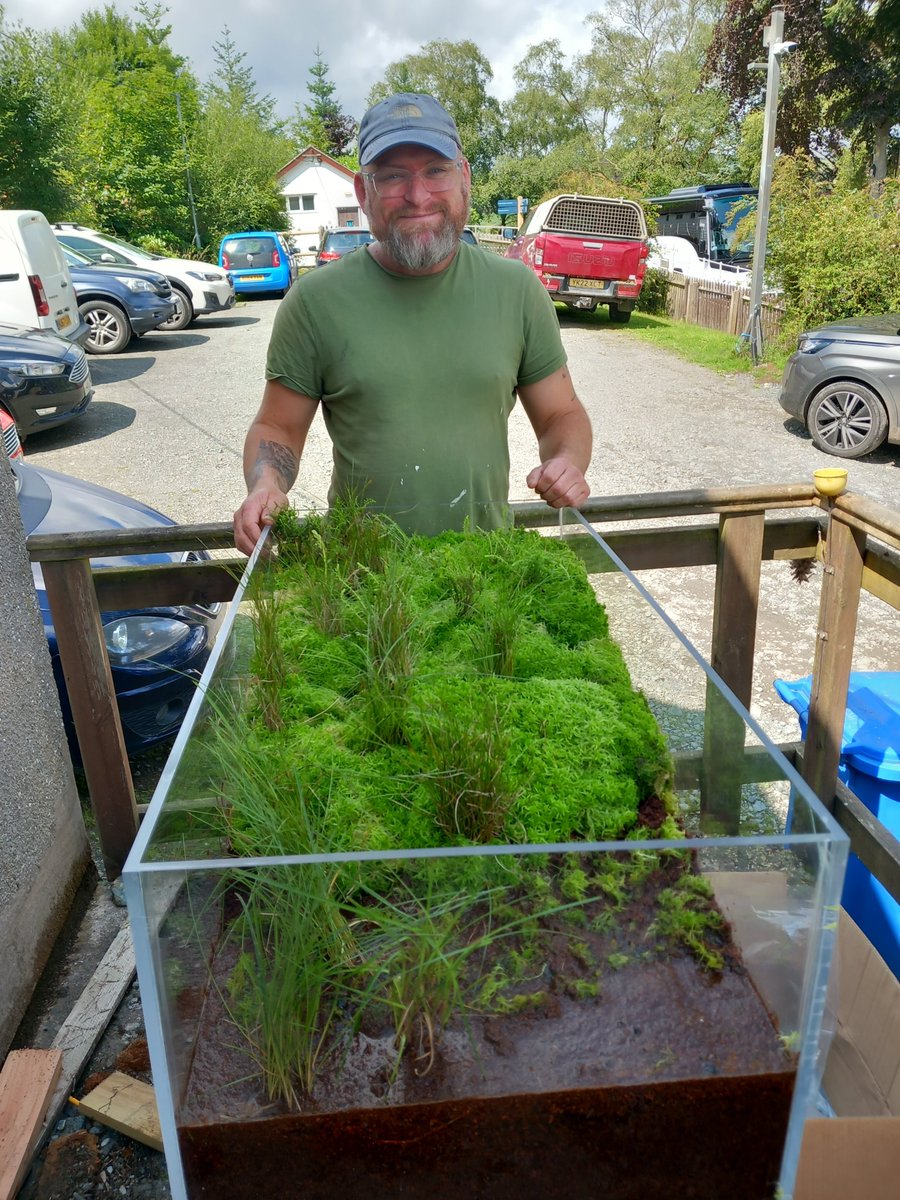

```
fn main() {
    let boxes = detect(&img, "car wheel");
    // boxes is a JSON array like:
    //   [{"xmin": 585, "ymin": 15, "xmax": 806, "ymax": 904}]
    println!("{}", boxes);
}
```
[
  {"xmin": 807, "ymin": 381, "xmax": 888, "ymax": 459},
  {"xmin": 608, "ymin": 304, "xmax": 632, "ymax": 324},
  {"xmin": 80, "ymin": 300, "xmax": 132, "ymax": 354},
  {"xmin": 157, "ymin": 288, "xmax": 193, "ymax": 332}
]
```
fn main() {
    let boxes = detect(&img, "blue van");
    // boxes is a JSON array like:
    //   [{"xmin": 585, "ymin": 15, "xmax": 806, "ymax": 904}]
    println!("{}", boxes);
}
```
[{"xmin": 218, "ymin": 231, "xmax": 296, "ymax": 297}]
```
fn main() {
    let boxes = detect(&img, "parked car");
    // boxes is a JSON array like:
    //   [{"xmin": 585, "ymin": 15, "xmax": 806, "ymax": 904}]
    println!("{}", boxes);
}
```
[
  {"xmin": 219, "ymin": 231, "xmax": 296, "ymax": 297},
  {"xmin": 505, "ymin": 194, "xmax": 649, "ymax": 321},
  {"xmin": 13, "ymin": 456, "xmax": 223, "ymax": 756},
  {"xmin": 52, "ymin": 224, "xmax": 234, "ymax": 332},
  {"xmin": 312, "ymin": 228, "xmax": 374, "ymax": 266},
  {"xmin": 1, "ymin": 402, "xmax": 23, "ymax": 458},
  {"xmin": 0, "ymin": 322, "xmax": 92, "ymax": 438},
  {"xmin": 0, "ymin": 209, "xmax": 88, "ymax": 345},
  {"xmin": 779, "ymin": 315, "xmax": 900, "ymax": 459},
  {"xmin": 60, "ymin": 245, "xmax": 176, "ymax": 354},
  {"xmin": 460, "ymin": 227, "xmax": 478, "ymax": 246}
]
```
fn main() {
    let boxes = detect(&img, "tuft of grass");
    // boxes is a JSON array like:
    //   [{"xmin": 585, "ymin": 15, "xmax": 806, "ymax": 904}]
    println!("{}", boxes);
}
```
[{"xmin": 248, "ymin": 563, "xmax": 286, "ymax": 731}]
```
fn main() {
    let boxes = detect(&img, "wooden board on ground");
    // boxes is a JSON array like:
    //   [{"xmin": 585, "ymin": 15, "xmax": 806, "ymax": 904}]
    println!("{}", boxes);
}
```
[
  {"xmin": 77, "ymin": 1071, "xmax": 162, "ymax": 1151},
  {"xmin": 41, "ymin": 925, "xmax": 136, "ymax": 1139},
  {"xmin": 0, "ymin": 1048, "xmax": 63, "ymax": 1200}
]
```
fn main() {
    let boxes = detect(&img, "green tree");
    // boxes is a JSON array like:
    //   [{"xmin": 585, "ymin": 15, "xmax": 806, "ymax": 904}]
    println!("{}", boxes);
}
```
[
  {"xmin": 0, "ymin": 15, "xmax": 71, "ymax": 213},
  {"xmin": 366, "ymin": 39, "xmax": 502, "ymax": 176},
  {"xmin": 205, "ymin": 24, "xmax": 278, "ymax": 128},
  {"xmin": 502, "ymin": 40, "xmax": 600, "ymax": 158},
  {"xmin": 291, "ymin": 47, "xmax": 355, "ymax": 157}
]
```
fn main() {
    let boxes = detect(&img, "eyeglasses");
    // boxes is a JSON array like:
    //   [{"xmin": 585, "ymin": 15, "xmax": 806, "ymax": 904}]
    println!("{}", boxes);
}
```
[{"xmin": 361, "ymin": 160, "xmax": 463, "ymax": 199}]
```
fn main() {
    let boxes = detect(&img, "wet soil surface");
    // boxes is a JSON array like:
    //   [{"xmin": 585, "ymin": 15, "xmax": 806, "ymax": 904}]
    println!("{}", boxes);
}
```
[{"xmin": 169, "ymin": 858, "xmax": 794, "ymax": 1199}]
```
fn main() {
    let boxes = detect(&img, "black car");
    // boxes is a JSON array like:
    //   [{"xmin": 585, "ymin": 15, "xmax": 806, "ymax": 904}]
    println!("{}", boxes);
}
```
[
  {"xmin": 0, "ymin": 323, "xmax": 92, "ymax": 437},
  {"xmin": 313, "ymin": 228, "xmax": 374, "ymax": 266},
  {"xmin": 61, "ymin": 246, "xmax": 176, "ymax": 354}
]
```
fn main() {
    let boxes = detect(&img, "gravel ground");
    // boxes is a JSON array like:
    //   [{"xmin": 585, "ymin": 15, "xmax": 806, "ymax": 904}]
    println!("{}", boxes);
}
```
[{"xmin": 16, "ymin": 296, "xmax": 900, "ymax": 1198}]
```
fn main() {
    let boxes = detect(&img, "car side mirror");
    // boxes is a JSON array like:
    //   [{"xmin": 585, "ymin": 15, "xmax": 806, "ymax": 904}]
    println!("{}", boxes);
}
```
[{"xmin": 99, "ymin": 253, "xmax": 116, "ymax": 263}]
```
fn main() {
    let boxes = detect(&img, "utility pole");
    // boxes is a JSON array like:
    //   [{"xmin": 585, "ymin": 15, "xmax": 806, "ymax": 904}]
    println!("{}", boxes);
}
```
[
  {"xmin": 742, "ymin": 4, "xmax": 797, "ymax": 363},
  {"xmin": 175, "ymin": 90, "xmax": 202, "ymax": 250}
]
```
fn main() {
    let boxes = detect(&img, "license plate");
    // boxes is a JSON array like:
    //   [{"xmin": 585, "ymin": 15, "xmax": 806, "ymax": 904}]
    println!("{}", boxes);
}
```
[
  {"xmin": 242, "ymin": 274, "xmax": 265, "ymax": 281},
  {"xmin": 57, "ymin": 314, "xmax": 72, "ymax": 329},
  {"xmin": 569, "ymin": 278, "xmax": 605, "ymax": 289}
]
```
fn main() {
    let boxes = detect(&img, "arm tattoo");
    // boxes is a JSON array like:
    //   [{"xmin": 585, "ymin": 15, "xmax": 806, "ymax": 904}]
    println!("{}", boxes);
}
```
[{"xmin": 250, "ymin": 440, "xmax": 299, "ymax": 491}]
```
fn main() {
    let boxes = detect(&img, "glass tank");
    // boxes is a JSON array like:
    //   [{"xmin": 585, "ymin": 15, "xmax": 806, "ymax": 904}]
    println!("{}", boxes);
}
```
[{"xmin": 123, "ymin": 505, "xmax": 848, "ymax": 1200}]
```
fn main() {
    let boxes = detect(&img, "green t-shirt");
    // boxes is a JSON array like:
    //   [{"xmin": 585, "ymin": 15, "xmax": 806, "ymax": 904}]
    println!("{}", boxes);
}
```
[{"xmin": 265, "ymin": 241, "xmax": 567, "ymax": 535}]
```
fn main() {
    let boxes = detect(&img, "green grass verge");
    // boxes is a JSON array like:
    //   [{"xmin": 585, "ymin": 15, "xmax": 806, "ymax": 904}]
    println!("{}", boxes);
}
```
[{"xmin": 557, "ymin": 306, "xmax": 790, "ymax": 383}]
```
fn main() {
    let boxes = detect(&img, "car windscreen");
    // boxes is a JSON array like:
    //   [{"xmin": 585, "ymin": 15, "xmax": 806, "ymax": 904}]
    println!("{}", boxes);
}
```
[
  {"xmin": 326, "ymin": 232, "xmax": 373, "ymax": 251},
  {"xmin": 223, "ymin": 237, "xmax": 278, "ymax": 266}
]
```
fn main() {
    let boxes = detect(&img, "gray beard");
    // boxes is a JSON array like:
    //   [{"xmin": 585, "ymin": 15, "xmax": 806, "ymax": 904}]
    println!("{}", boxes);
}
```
[{"xmin": 381, "ymin": 219, "xmax": 462, "ymax": 271}]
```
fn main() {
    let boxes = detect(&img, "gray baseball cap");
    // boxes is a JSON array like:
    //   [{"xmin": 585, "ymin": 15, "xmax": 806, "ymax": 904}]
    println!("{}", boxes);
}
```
[{"xmin": 358, "ymin": 93, "xmax": 462, "ymax": 166}]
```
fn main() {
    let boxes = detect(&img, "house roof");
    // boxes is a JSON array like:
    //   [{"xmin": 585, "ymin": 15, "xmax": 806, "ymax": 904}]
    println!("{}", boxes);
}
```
[{"xmin": 277, "ymin": 146, "xmax": 357, "ymax": 181}]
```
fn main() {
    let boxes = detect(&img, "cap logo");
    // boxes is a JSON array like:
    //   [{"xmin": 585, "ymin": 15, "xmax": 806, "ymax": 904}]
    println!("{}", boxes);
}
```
[{"xmin": 391, "ymin": 103, "xmax": 423, "ymax": 120}]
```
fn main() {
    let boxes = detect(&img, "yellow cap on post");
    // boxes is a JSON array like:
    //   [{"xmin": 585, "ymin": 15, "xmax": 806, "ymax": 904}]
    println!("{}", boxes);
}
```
[{"xmin": 813, "ymin": 467, "xmax": 848, "ymax": 497}]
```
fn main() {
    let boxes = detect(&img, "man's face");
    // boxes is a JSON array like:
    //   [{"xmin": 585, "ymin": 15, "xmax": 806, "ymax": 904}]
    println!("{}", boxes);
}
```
[{"xmin": 355, "ymin": 145, "xmax": 471, "ymax": 273}]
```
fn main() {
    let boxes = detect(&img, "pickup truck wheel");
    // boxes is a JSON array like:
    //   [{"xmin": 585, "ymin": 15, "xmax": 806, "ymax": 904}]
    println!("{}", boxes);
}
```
[
  {"xmin": 808, "ymin": 382, "xmax": 888, "ymax": 458},
  {"xmin": 608, "ymin": 304, "xmax": 632, "ymax": 324},
  {"xmin": 80, "ymin": 300, "xmax": 132, "ymax": 354},
  {"xmin": 158, "ymin": 288, "xmax": 194, "ymax": 332}
]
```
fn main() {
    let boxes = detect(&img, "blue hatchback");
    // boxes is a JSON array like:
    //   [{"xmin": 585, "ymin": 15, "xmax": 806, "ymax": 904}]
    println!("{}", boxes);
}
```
[{"xmin": 219, "ymin": 231, "xmax": 296, "ymax": 297}]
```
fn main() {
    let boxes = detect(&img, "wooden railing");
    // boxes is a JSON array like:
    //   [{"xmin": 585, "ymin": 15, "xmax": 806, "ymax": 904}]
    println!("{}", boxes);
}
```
[
  {"xmin": 26, "ymin": 485, "xmax": 900, "ymax": 896},
  {"xmin": 662, "ymin": 269, "xmax": 786, "ymax": 340}
]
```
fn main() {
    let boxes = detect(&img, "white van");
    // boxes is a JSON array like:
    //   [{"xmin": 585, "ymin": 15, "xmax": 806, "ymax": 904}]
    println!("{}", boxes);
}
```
[{"xmin": 0, "ymin": 210, "xmax": 87, "ymax": 343}]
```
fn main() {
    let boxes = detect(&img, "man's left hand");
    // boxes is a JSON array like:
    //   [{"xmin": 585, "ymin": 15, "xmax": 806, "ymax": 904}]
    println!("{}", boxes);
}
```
[{"xmin": 526, "ymin": 458, "xmax": 590, "ymax": 508}]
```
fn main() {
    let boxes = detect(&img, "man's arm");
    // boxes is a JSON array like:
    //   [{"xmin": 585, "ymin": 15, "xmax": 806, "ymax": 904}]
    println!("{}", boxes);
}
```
[
  {"xmin": 233, "ymin": 378, "xmax": 320, "ymax": 555},
  {"xmin": 517, "ymin": 365, "xmax": 592, "ymax": 508}
]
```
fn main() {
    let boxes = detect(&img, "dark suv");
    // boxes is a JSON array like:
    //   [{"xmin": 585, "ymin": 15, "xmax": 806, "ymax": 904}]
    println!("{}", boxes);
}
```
[{"xmin": 312, "ymin": 228, "xmax": 374, "ymax": 266}]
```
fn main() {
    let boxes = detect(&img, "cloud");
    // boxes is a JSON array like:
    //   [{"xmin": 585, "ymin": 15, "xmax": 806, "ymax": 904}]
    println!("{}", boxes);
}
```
[{"xmin": 4, "ymin": 0, "xmax": 595, "ymax": 121}]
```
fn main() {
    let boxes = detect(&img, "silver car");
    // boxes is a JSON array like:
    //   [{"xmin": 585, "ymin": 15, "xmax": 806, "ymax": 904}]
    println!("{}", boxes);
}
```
[{"xmin": 779, "ymin": 315, "xmax": 900, "ymax": 458}]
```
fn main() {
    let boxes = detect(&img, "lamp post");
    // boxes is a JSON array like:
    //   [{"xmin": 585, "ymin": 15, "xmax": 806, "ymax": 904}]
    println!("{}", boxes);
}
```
[
  {"xmin": 175, "ymin": 89, "xmax": 202, "ymax": 250},
  {"xmin": 742, "ymin": 4, "xmax": 797, "ymax": 363}
]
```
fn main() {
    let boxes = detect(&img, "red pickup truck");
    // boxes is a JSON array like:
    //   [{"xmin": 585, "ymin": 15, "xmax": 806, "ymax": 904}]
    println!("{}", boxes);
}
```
[{"xmin": 505, "ymin": 194, "xmax": 649, "ymax": 323}]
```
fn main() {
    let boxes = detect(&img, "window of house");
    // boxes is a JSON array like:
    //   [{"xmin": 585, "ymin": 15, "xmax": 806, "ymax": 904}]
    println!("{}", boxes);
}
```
[{"xmin": 288, "ymin": 195, "xmax": 316, "ymax": 212}]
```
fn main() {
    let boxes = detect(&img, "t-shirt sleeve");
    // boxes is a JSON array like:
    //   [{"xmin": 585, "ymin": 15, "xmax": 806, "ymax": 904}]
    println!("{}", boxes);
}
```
[
  {"xmin": 516, "ymin": 267, "xmax": 568, "ymax": 388},
  {"xmin": 264, "ymin": 285, "xmax": 324, "ymax": 399}
]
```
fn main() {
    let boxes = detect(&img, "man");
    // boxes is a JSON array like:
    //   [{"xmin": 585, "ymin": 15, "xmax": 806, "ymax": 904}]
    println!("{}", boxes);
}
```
[{"xmin": 233, "ymin": 92, "xmax": 592, "ymax": 555}]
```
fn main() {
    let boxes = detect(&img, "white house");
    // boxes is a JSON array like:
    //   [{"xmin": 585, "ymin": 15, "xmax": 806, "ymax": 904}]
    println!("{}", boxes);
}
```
[{"xmin": 277, "ymin": 146, "xmax": 368, "ymax": 262}]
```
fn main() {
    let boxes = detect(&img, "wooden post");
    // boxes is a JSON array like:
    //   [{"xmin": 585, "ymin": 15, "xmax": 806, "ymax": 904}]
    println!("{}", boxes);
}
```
[
  {"xmin": 701, "ymin": 512, "xmax": 765, "ymax": 832},
  {"xmin": 42, "ymin": 558, "xmax": 138, "ymax": 880},
  {"xmin": 802, "ymin": 511, "xmax": 866, "ymax": 805},
  {"xmin": 727, "ymin": 287, "xmax": 743, "ymax": 335},
  {"xmin": 686, "ymin": 278, "xmax": 700, "ymax": 324}
]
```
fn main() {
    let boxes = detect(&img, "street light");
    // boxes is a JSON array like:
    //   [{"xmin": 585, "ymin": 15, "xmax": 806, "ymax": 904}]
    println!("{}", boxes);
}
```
[{"xmin": 741, "ymin": 5, "xmax": 797, "ymax": 363}]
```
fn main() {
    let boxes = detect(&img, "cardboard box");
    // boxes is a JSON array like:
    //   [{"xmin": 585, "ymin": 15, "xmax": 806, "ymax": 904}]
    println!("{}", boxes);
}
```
[{"xmin": 794, "ymin": 911, "xmax": 900, "ymax": 1199}]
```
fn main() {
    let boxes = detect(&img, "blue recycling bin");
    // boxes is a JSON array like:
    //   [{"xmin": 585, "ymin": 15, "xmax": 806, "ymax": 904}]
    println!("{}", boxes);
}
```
[{"xmin": 774, "ymin": 672, "xmax": 900, "ymax": 978}]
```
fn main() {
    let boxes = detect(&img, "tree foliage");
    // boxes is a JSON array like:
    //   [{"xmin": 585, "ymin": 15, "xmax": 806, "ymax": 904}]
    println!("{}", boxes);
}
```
[
  {"xmin": 766, "ymin": 151, "xmax": 900, "ymax": 335},
  {"xmin": 205, "ymin": 24, "xmax": 279, "ymax": 129},
  {"xmin": 367, "ymin": 40, "xmax": 502, "ymax": 176},
  {"xmin": 291, "ymin": 47, "xmax": 356, "ymax": 158}
]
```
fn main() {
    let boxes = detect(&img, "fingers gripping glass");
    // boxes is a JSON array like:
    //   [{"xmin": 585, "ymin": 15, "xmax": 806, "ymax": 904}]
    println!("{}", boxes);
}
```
[{"xmin": 361, "ymin": 160, "xmax": 463, "ymax": 198}]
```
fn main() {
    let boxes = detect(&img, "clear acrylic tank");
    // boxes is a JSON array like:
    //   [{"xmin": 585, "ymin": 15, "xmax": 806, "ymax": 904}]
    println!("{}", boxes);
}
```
[{"xmin": 123, "ymin": 506, "xmax": 848, "ymax": 1200}]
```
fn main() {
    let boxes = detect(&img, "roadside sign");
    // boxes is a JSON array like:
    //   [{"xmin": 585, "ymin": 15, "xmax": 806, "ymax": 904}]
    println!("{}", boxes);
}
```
[{"xmin": 497, "ymin": 198, "xmax": 529, "ymax": 216}]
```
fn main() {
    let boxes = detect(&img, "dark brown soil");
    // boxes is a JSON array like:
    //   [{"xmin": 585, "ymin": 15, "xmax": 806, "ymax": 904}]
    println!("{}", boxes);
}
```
[{"xmin": 165, "ymin": 861, "xmax": 796, "ymax": 1200}]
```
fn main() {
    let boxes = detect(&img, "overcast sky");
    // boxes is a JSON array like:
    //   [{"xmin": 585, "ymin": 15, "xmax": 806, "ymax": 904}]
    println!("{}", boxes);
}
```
[{"xmin": 4, "ymin": 0, "xmax": 598, "ymax": 124}]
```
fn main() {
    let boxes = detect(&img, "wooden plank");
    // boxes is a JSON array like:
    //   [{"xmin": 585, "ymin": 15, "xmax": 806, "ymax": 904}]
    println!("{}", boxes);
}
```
[
  {"xmin": 833, "ymin": 492, "xmax": 900, "ymax": 550},
  {"xmin": 26, "ymin": 521, "xmax": 237, "ymax": 561},
  {"xmin": 832, "ymin": 776, "xmax": 900, "ymax": 906},
  {"xmin": 76, "ymin": 1072, "xmax": 162, "ymax": 1151},
  {"xmin": 803, "ymin": 515, "xmax": 867, "ymax": 806},
  {"xmin": 701, "ymin": 512, "xmax": 765, "ymax": 832},
  {"xmin": 41, "ymin": 558, "xmax": 138, "ymax": 880},
  {"xmin": 861, "ymin": 544, "xmax": 900, "ymax": 613},
  {"xmin": 92, "ymin": 559, "xmax": 241, "ymax": 611},
  {"xmin": 0, "ymin": 1049, "xmax": 63, "ymax": 1200},
  {"xmin": 40, "ymin": 927, "xmax": 136, "ymax": 1139}
]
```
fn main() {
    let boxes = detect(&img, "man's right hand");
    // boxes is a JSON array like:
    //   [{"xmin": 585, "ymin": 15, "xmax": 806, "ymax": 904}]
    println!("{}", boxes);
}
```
[{"xmin": 233, "ymin": 486, "xmax": 289, "ymax": 556}]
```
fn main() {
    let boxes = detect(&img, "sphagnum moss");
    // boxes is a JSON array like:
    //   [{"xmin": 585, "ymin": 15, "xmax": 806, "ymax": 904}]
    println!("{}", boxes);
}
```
[{"xmin": 203, "ymin": 501, "xmax": 730, "ymax": 1105}]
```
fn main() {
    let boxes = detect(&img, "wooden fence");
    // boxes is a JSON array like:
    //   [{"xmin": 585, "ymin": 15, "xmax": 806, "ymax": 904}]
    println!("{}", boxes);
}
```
[{"xmin": 662, "ymin": 270, "xmax": 786, "ymax": 342}]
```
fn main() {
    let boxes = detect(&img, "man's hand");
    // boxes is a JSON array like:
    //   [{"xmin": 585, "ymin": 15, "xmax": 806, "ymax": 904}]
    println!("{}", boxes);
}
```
[
  {"xmin": 233, "ymin": 486, "xmax": 289, "ymax": 556},
  {"xmin": 526, "ymin": 457, "xmax": 590, "ymax": 509}
]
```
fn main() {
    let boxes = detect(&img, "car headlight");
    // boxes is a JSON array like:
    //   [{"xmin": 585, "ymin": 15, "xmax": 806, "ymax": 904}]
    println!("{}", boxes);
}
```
[
  {"xmin": 104, "ymin": 615, "xmax": 192, "ymax": 664},
  {"xmin": 186, "ymin": 269, "xmax": 224, "ymax": 282},
  {"xmin": 797, "ymin": 336, "xmax": 833, "ymax": 354},
  {"xmin": 115, "ymin": 275, "xmax": 155, "ymax": 292},
  {"xmin": 11, "ymin": 361, "xmax": 66, "ymax": 376}
]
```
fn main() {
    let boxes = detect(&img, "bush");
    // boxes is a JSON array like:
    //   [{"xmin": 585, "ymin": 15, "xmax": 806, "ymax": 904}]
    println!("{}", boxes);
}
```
[
  {"xmin": 767, "ymin": 153, "xmax": 900, "ymax": 337},
  {"xmin": 636, "ymin": 266, "xmax": 670, "ymax": 316}
]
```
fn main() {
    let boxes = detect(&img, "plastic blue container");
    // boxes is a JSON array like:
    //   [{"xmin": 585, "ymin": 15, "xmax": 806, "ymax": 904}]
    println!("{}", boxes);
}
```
[{"xmin": 774, "ymin": 672, "xmax": 900, "ymax": 978}]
